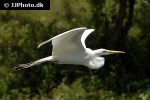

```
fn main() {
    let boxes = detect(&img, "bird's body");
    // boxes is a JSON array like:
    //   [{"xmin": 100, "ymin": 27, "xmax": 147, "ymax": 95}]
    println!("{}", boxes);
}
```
[
  {"xmin": 12, "ymin": 27, "xmax": 124, "ymax": 71},
  {"xmin": 52, "ymin": 48, "xmax": 104, "ymax": 69}
]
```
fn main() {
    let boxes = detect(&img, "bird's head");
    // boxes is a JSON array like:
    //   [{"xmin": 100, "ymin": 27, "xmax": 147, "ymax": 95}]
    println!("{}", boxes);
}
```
[{"xmin": 94, "ymin": 48, "xmax": 125, "ymax": 56}]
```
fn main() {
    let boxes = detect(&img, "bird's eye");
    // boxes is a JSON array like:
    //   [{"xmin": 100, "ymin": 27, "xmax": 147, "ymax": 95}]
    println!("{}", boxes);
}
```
[{"xmin": 103, "ymin": 51, "xmax": 107, "ymax": 53}]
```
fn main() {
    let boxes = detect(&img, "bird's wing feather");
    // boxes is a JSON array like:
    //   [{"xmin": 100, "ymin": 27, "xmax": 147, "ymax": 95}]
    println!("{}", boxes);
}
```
[
  {"xmin": 38, "ymin": 27, "xmax": 94, "ymax": 57},
  {"xmin": 38, "ymin": 38, "xmax": 52, "ymax": 48},
  {"xmin": 81, "ymin": 29, "xmax": 94, "ymax": 49},
  {"xmin": 38, "ymin": 27, "xmax": 87, "ymax": 48},
  {"xmin": 52, "ymin": 27, "xmax": 87, "ymax": 57}
]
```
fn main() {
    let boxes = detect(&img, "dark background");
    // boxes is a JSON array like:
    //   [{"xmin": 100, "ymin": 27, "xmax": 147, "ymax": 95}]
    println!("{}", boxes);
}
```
[{"xmin": 0, "ymin": 0, "xmax": 150, "ymax": 99}]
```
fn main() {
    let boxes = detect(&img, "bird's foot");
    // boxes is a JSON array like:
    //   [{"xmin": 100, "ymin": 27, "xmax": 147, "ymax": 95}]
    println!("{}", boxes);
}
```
[{"xmin": 12, "ymin": 62, "xmax": 33, "ymax": 71}]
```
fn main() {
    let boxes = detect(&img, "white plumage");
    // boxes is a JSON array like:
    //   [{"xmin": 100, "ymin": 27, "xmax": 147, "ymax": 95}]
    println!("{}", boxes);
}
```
[{"xmin": 12, "ymin": 27, "xmax": 125, "ymax": 71}]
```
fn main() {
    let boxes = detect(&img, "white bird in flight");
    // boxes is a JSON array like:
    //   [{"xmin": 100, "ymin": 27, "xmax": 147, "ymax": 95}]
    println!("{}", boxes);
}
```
[{"xmin": 12, "ymin": 27, "xmax": 125, "ymax": 71}]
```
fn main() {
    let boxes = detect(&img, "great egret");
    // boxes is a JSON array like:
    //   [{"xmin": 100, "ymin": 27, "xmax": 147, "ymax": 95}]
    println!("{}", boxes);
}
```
[{"xmin": 12, "ymin": 27, "xmax": 125, "ymax": 71}]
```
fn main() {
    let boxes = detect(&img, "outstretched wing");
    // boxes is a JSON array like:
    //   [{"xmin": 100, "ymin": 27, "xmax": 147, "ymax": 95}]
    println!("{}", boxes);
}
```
[
  {"xmin": 38, "ymin": 27, "xmax": 94, "ymax": 57},
  {"xmin": 81, "ymin": 29, "xmax": 94, "ymax": 49}
]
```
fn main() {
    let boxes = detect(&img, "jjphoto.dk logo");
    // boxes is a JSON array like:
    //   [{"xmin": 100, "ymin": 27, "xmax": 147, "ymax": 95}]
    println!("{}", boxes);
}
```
[
  {"xmin": 10, "ymin": 2, "xmax": 43, "ymax": 8},
  {"xmin": 0, "ymin": 0, "xmax": 50, "ymax": 10}
]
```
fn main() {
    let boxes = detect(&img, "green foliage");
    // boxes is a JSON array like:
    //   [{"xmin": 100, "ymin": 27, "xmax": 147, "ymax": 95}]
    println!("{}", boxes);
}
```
[
  {"xmin": 0, "ymin": 80, "xmax": 7, "ymax": 95},
  {"xmin": 0, "ymin": 67, "xmax": 13, "ymax": 95},
  {"xmin": 0, "ymin": 0, "xmax": 150, "ymax": 99},
  {"xmin": 52, "ymin": 78, "xmax": 87, "ymax": 100},
  {"xmin": 52, "ymin": 78, "xmax": 150, "ymax": 100}
]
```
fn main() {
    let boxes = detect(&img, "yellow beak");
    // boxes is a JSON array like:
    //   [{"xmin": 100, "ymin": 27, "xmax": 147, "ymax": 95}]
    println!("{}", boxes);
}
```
[{"xmin": 106, "ymin": 50, "xmax": 125, "ymax": 54}]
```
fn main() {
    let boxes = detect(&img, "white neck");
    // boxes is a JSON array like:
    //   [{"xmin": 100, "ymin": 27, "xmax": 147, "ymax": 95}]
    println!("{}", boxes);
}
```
[{"xmin": 93, "ymin": 49, "xmax": 104, "ymax": 56}]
